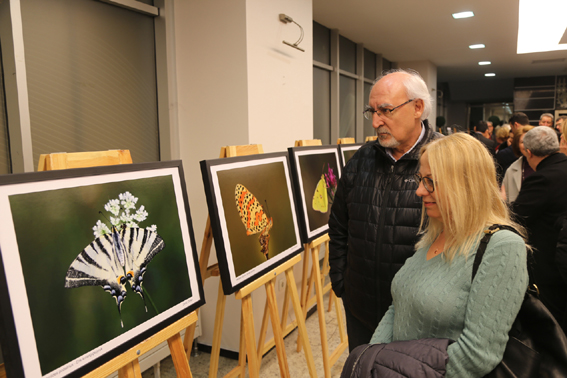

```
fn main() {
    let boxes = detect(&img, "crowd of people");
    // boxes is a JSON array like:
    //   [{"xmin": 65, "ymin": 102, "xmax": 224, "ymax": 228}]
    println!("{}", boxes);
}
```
[{"xmin": 330, "ymin": 68, "xmax": 567, "ymax": 377}]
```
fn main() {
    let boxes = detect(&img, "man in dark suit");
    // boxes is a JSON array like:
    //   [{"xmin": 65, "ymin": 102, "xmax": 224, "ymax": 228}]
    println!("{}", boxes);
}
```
[
  {"xmin": 473, "ymin": 120, "xmax": 497, "ymax": 155},
  {"xmin": 512, "ymin": 126, "xmax": 567, "ymax": 331}
]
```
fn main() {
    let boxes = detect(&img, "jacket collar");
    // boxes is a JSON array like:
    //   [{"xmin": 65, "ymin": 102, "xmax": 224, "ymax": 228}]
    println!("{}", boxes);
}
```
[
  {"xmin": 536, "ymin": 152, "xmax": 567, "ymax": 171},
  {"xmin": 373, "ymin": 119, "xmax": 434, "ymax": 161}
]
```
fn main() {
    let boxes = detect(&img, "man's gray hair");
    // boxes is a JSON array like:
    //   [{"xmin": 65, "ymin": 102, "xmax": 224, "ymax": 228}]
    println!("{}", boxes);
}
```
[
  {"xmin": 375, "ymin": 69, "xmax": 432, "ymax": 121},
  {"xmin": 540, "ymin": 113, "xmax": 554, "ymax": 121},
  {"xmin": 523, "ymin": 126, "xmax": 559, "ymax": 156}
]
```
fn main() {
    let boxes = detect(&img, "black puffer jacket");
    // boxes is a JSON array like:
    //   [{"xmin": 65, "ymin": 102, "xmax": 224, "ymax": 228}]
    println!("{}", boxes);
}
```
[
  {"xmin": 340, "ymin": 338, "xmax": 451, "ymax": 378},
  {"xmin": 329, "ymin": 122, "xmax": 441, "ymax": 330}
]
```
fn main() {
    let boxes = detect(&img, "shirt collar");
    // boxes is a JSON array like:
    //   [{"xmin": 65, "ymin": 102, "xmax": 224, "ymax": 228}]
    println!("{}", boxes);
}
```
[{"xmin": 386, "ymin": 122, "xmax": 426, "ymax": 162}]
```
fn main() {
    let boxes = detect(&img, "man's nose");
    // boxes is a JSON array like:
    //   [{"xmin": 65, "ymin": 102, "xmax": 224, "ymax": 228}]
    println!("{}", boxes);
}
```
[{"xmin": 372, "ymin": 114, "xmax": 384, "ymax": 129}]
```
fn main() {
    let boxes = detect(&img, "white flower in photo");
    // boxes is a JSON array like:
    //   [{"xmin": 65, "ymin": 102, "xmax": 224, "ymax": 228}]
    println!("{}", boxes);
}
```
[
  {"xmin": 120, "ymin": 211, "xmax": 133, "ymax": 224},
  {"xmin": 110, "ymin": 216, "xmax": 121, "ymax": 227},
  {"xmin": 134, "ymin": 205, "xmax": 148, "ymax": 222},
  {"xmin": 119, "ymin": 191, "xmax": 138, "ymax": 211},
  {"xmin": 127, "ymin": 221, "xmax": 138, "ymax": 228},
  {"xmin": 146, "ymin": 224, "xmax": 157, "ymax": 232},
  {"xmin": 104, "ymin": 199, "xmax": 121, "ymax": 216},
  {"xmin": 93, "ymin": 220, "xmax": 111, "ymax": 237}
]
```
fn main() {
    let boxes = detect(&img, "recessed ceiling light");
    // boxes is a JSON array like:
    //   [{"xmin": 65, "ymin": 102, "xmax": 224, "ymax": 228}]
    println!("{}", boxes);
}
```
[
  {"xmin": 469, "ymin": 44, "xmax": 485, "ymax": 49},
  {"xmin": 485, "ymin": 73, "xmax": 496, "ymax": 77},
  {"xmin": 479, "ymin": 61, "xmax": 491, "ymax": 65},
  {"xmin": 452, "ymin": 11, "xmax": 474, "ymax": 19},
  {"xmin": 518, "ymin": 0, "xmax": 567, "ymax": 53}
]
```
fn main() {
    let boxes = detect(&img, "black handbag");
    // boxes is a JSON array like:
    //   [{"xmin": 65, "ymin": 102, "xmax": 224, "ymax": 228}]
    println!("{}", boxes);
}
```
[{"xmin": 473, "ymin": 225, "xmax": 567, "ymax": 378}]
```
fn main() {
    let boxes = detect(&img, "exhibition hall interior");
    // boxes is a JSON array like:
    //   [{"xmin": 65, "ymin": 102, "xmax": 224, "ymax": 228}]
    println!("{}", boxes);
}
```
[{"xmin": 0, "ymin": 0, "xmax": 566, "ymax": 377}]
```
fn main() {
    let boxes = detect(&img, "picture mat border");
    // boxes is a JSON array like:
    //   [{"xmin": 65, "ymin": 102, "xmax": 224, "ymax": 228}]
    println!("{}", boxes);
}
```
[
  {"xmin": 0, "ymin": 161, "xmax": 204, "ymax": 378},
  {"xmin": 338, "ymin": 143, "xmax": 364, "ymax": 167},
  {"xmin": 200, "ymin": 152, "xmax": 303, "ymax": 295},
  {"xmin": 288, "ymin": 145, "xmax": 342, "ymax": 243}
]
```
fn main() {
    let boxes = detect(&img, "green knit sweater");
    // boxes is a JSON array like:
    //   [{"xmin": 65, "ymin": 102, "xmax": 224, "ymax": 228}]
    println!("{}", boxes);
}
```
[{"xmin": 370, "ymin": 230, "xmax": 528, "ymax": 378}]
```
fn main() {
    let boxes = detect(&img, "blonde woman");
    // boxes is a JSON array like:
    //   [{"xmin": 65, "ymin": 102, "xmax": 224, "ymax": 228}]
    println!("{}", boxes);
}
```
[
  {"xmin": 501, "ymin": 125, "xmax": 535, "ymax": 202},
  {"xmin": 370, "ymin": 133, "xmax": 528, "ymax": 377},
  {"xmin": 561, "ymin": 121, "xmax": 567, "ymax": 155}
]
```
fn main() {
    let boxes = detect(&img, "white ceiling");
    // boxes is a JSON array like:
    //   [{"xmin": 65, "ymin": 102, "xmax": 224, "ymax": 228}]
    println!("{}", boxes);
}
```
[{"xmin": 312, "ymin": 0, "xmax": 567, "ymax": 82}]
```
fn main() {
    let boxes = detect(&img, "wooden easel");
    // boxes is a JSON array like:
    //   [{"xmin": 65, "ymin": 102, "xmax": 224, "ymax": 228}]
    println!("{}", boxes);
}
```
[
  {"xmin": 292, "ymin": 139, "xmax": 348, "ymax": 378},
  {"xmin": 183, "ymin": 144, "xmax": 316, "ymax": 378},
  {"xmin": 365, "ymin": 136, "xmax": 378, "ymax": 142},
  {"xmin": 337, "ymin": 137, "xmax": 355, "ymax": 144},
  {"xmin": 34, "ymin": 150, "xmax": 196, "ymax": 378}
]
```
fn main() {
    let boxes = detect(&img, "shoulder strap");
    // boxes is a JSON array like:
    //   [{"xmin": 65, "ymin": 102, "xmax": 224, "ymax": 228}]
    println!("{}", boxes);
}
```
[{"xmin": 472, "ymin": 224, "xmax": 519, "ymax": 281}]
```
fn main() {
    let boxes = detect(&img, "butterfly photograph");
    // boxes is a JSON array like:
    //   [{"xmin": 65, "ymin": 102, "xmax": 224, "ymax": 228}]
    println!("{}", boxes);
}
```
[
  {"xmin": 0, "ymin": 162, "xmax": 204, "ymax": 378},
  {"xmin": 339, "ymin": 143, "xmax": 364, "ymax": 168},
  {"xmin": 201, "ymin": 152, "xmax": 302, "ymax": 295},
  {"xmin": 288, "ymin": 145, "xmax": 342, "ymax": 243}
]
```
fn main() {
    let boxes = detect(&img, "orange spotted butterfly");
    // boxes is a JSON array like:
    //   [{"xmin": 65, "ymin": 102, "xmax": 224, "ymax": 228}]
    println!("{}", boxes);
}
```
[{"xmin": 235, "ymin": 184, "xmax": 273, "ymax": 259}]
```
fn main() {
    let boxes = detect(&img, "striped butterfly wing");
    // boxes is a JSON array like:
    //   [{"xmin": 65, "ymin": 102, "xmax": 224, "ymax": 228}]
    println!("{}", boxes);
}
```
[
  {"xmin": 64, "ymin": 232, "xmax": 128, "ymax": 312},
  {"xmin": 121, "ymin": 227, "xmax": 165, "ymax": 303},
  {"xmin": 235, "ymin": 184, "xmax": 269, "ymax": 236}
]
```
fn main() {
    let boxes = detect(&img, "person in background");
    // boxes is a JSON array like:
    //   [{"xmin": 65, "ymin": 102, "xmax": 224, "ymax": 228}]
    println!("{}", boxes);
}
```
[
  {"xmin": 540, "ymin": 113, "xmax": 554, "ymax": 127},
  {"xmin": 512, "ymin": 126, "xmax": 567, "ymax": 332},
  {"xmin": 329, "ymin": 69, "xmax": 442, "ymax": 351},
  {"xmin": 561, "ymin": 120, "xmax": 567, "ymax": 155},
  {"xmin": 494, "ymin": 125, "xmax": 511, "ymax": 153},
  {"xmin": 370, "ymin": 133, "xmax": 528, "ymax": 377},
  {"xmin": 500, "ymin": 125, "xmax": 534, "ymax": 202},
  {"xmin": 472, "ymin": 120, "xmax": 497, "ymax": 155},
  {"xmin": 557, "ymin": 116, "xmax": 567, "ymax": 135},
  {"xmin": 496, "ymin": 113, "xmax": 530, "ymax": 183}
]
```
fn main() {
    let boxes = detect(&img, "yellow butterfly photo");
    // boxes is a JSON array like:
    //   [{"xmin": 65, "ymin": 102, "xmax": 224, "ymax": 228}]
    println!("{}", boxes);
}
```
[{"xmin": 312, "ymin": 174, "xmax": 329, "ymax": 213}]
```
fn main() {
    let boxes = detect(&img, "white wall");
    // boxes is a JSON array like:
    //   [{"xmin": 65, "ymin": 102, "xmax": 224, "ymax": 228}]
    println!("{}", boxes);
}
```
[
  {"xmin": 174, "ymin": 0, "xmax": 313, "ymax": 352},
  {"xmin": 397, "ymin": 60, "xmax": 437, "ymax": 127}
]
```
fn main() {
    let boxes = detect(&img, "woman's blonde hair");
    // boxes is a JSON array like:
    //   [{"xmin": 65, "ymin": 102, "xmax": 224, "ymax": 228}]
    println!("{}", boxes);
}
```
[{"xmin": 416, "ymin": 132, "xmax": 527, "ymax": 261}]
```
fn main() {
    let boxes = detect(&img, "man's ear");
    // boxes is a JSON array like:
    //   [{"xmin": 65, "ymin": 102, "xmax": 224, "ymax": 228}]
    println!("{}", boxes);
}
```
[{"xmin": 414, "ymin": 99, "xmax": 424, "ymax": 119}]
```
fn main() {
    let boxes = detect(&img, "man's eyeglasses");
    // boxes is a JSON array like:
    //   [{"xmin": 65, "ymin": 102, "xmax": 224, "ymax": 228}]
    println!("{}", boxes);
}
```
[
  {"xmin": 363, "ymin": 98, "xmax": 415, "ymax": 120},
  {"xmin": 414, "ymin": 173, "xmax": 435, "ymax": 193}
]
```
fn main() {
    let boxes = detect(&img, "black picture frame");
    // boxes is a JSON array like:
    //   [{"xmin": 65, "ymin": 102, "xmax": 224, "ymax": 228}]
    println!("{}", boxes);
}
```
[
  {"xmin": 200, "ymin": 152, "xmax": 303, "ymax": 295},
  {"xmin": 338, "ymin": 143, "xmax": 364, "ymax": 167},
  {"xmin": 287, "ymin": 145, "xmax": 342, "ymax": 243},
  {"xmin": 0, "ymin": 161, "xmax": 204, "ymax": 378}
]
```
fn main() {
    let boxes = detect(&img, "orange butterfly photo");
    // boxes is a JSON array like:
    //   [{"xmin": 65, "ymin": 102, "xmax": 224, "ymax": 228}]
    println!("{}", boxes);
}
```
[{"xmin": 201, "ymin": 153, "xmax": 303, "ymax": 295}]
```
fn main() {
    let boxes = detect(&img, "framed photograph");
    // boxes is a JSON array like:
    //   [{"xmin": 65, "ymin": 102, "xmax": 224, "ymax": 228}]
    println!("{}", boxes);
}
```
[
  {"xmin": 200, "ymin": 152, "xmax": 302, "ymax": 295},
  {"xmin": 288, "ymin": 145, "xmax": 341, "ymax": 243},
  {"xmin": 339, "ymin": 143, "xmax": 364, "ymax": 167},
  {"xmin": 0, "ymin": 161, "xmax": 204, "ymax": 378}
]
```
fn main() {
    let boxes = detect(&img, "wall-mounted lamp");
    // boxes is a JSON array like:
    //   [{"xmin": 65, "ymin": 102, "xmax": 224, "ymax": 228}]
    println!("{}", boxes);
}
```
[{"xmin": 279, "ymin": 14, "xmax": 305, "ymax": 52}]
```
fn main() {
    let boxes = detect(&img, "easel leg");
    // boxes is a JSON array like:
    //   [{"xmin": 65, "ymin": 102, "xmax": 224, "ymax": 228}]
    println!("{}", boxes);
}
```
[
  {"xmin": 286, "ymin": 268, "xmax": 318, "ymax": 378},
  {"xmin": 168, "ymin": 333, "xmax": 193, "ymax": 378},
  {"xmin": 209, "ymin": 283, "xmax": 226, "ymax": 378},
  {"xmin": 238, "ymin": 313, "xmax": 247, "ymax": 377},
  {"xmin": 256, "ymin": 299, "xmax": 270, "ymax": 365},
  {"xmin": 242, "ymin": 295, "xmax": 260, "ymax": 378},
  {"xmin": 297, "ymin": 253, "xmax": 316, "ymax": 353},
  {"xmin": 312, "ymin": 247, "xmax": 331, "ymax": 378},
  {"xmin": 184, "ymin": 320, "xmax": 197, "ymax": 362},
  {"xmin": 118, "ymin": 360, "xmax": 142, "ymax": 378},
  {"xmin": 265, "ymin": 280, "xmax": 291, "ymax": 378}
]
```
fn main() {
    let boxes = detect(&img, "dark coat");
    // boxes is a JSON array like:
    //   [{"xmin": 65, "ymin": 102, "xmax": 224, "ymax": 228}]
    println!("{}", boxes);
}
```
[
  {"xmin": 512, "ymin": 153, "xmax": 567, "ymax": 326},
  {"xmin": 496, "ymin": 146, "xmax": 518, "ymax": 183},
  {"xmin": 473, "ymin": 132, "xmax": 497, "ymax": 155},
  {"xmin": 340, "ymin": 338, "xmax": 450, "ymax": 378},
  {"xmin": 328, "ymin": 122, "xmax": 441, "ymax": 330}
]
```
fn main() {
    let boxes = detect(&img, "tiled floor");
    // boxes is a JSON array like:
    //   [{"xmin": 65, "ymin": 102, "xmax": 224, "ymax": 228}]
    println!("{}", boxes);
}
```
[{"xmin": 142, "ymin": 292, "xmax": 349, "ymax": 378}]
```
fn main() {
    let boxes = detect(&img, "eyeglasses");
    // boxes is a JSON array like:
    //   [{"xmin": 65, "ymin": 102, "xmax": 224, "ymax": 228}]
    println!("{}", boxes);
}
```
[
  {"xmin": 363, "ymin": 98, "xmax": 415, "ymax": 120},
  {"xmin": 414, "ymin": 173, "xmax": 435, "ymax": 193}
]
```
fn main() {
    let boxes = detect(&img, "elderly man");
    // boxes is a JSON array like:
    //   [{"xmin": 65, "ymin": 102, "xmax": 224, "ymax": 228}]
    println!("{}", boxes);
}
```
[
  {"xmin": 539, "ymin": 113, "xmax": 554, "ymax": 127},
  {"xmin": 512, "ymin": 126, "xmax": 567, "ymax": 331},
  {"xmin": 329, "ymin": 69, "xmax": 441, "ymax": 350}
]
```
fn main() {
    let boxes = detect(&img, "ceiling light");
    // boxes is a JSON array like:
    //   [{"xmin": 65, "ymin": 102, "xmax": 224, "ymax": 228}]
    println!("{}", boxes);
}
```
[
  {"xmin": 452, "ymin": 11, "xmax": 474, "ymax": 19},
  {"xmin": 485, "ymin": 73, "xmax": 496, "ymax": 77},
  {"xmin": 518, "ymin": 0, "xmax": 567, "ymax": 54},
  {"xmin": 478, "ymin": 61, "xmax": 491, "ymax": 65},
  {"xmin": 469, "ymin": 44, "xmax": 485, "ymax": 49}
]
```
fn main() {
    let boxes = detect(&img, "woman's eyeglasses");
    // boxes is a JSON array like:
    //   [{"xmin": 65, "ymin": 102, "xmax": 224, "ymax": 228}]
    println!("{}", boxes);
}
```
[{"xmin": 414, "ymin": 174, "xmax": 435, "ymax": 193}]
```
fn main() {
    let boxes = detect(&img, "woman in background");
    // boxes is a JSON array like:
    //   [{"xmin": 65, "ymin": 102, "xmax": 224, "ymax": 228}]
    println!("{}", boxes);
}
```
[
  {"xmin": 501, "ymin": 125, "xmax": 535, "ymax": 202},
  {"xmin": 370, "ymin": 133, "xmax": 528, "ymax": 378}
]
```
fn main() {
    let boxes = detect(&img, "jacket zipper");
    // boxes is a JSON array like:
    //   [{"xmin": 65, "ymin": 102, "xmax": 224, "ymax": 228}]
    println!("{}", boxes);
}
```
[
  {"xmin": 349, "ymin": 344, "xmax": 374, "ymax": 378},
  {"xmin": 375, "ymin": 164, "xmax": 394, "ymax": 322}
]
